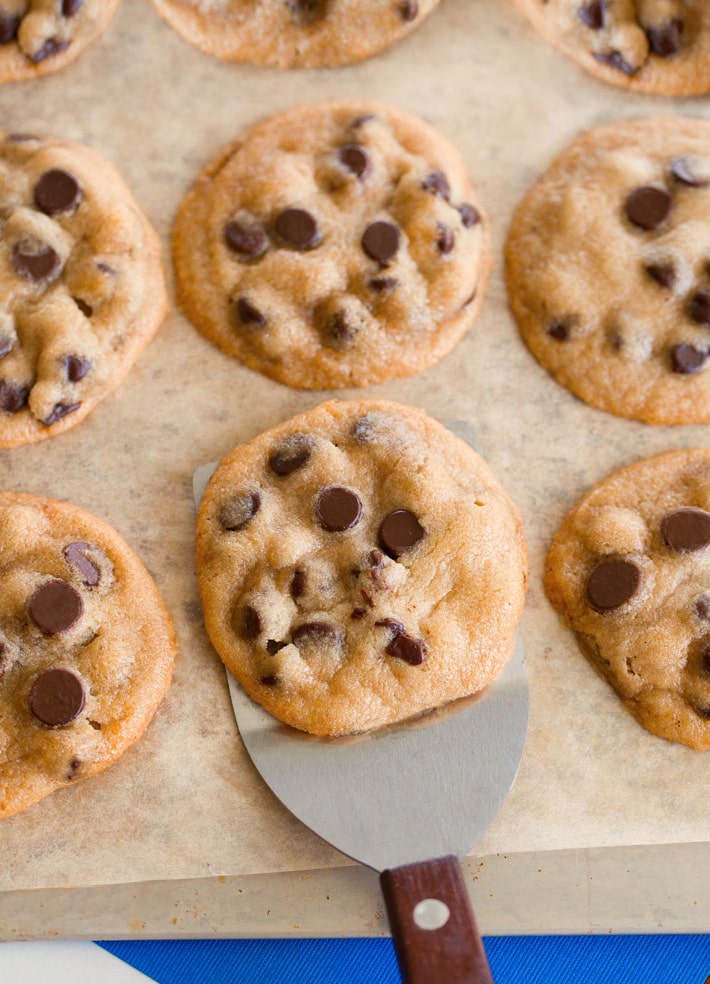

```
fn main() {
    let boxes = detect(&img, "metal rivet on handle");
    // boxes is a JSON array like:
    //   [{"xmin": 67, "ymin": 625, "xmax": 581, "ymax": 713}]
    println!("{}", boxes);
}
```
[{"xmin": 412, "ymin": 898, "xmax": 450, "ymax": 930}]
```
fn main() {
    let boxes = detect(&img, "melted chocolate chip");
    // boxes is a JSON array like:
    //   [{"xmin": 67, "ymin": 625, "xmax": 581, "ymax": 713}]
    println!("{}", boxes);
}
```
[
  {"xmin": 240, "ymin": 604, "xmax": 262, "ymax": 640},
  {"xmin": 661, "ymin": 508, "xmax": 710, "ymax": 552},
  {"xmin": 689, "ymin": 291, "xmax": 710, "ymax": 325},
  {"xmin": 0, "ymin": 380, "xmax": 29, "ymax": 414},
  {"xmin": 29, "ymin": 38, "xmax": 71, "ymax": 63},
  {"xmin": 459, "ymin": 203, "xmax": 480, "ymax": 228},
  {"xmin": 670, "ymin": 157, "xmax": 710, "ymax": 188},
  {"xmin": 593, "ymin": 50, "xmax": 637, "ymax": 75},
  {"xmin": 29, "ymin": 579, "xmax": 83, "ymax": 634},
  {"xmin": 266, "ymin": 640, "xmax": 287, "ymax": 655},
  {"xmin": 437, "ymin": 224, "xmax": 455, "ymax": 255},
  {"xmin": 286, "ymin": 0, "xmax": 327, "ymax": 23},
  {"xmin": 12, "ymin": 244, "xmax": 61, "ymax": 281},
  {"xmin": 578, "ymin": 0, "xmax": 605, "ymax": 28},
  {"xmin": 34, "ymin": 169, "xmax": 81, "ymax": 216},
  {"xmin": 351, "ymin": 607, "xmax": 367, "ymax": 619},
  {"xmin": 586, "ymin": 559, "xmax": 640, "ymax": 612},
  {"xmin": 291, "ymin": 569, "xmax": 307, "ymax": 599},
  {"xmin": 62, "ymin": 0, "xmax": 83, "ymax": 15},
  {"xmin": 646, "ymin": 18, "xmax": 683, "ymax": 58},
  {"xmin": 235, "ymin": 297, "xmax": 266, "ymax": 327},
  {"xmin": 219, "ymin": 491, "xmax": 260, "ymax": 531},
  {"xmin": 65, "ymin": 355, "xmax": 90, "ymax": 382},
  {"xmin": 269, "ymin": 439, "xmax": 311, "ymax": 476},
  {"xmin": 422, "ymin": 170, "xmax": 451, "ymax": 201},
  {"xmin": 672, "ymin": 343, "xmax": 706, "ymax": 374},
  {"xmin": 260, "ymin": 674, "xmax": 279, "ymax": 686},
  {"xmin": 43, "ymin": 402, "xmax": 80, "ymax": 426},
  {"xmin": 29, "ymin": 668, "xmax": 85, "ymax": 727},
  {"xmin": 547, "ymin": 321, "xmax": 571, "ymax": 341},
  {"xmin": 73, "ymin": 297, "xmax": 93, "ymax": 317},
  {"xmin": 325, "ymin": 310, "xmax": 357, "ymax": 349},
  {"xmin": 645, "ymin": 262, "xmax": 675, "ymax": 288},
  {"xmin": 292, "ymin": 621, "xmax": 342, "ymax": 647},
  {"xmin": 398, "ymin": 0, "xmax": 418, "ymax": 21},
  {"xmin": 696, "ymin": 596, "xmax": 710, "ymax": 620},
  {"xmin": 338, "ymin": 144, "xmax": 371, "ymax": 180},
  {"xmin": 362, "ymin": 221, "xmax": 400, "ymax": 265},
  {"xmin": 274, "ymin": 208, "xmax": 320, "ymax": 250},
  {"xmin": 0, "ymin": 13, "xmax": 19, "ymax": 43},
  {"xmin": 316, "ymin": 486, "xmax": 362, "ymax": 532},
  {"xmin": 379, "ymin": 509, "xmax": 424, "ymax": 559},
  {"xmin": 375, "ymin": 617, "xmax": 405, "ymax": 637},
  {"xmin": 225, "ymin": 217, "xmax": 269, "ymax": 258},
  {"xmin": 64, "ymin": 541, "xmax": 101, "ymax": 586},
  {"xmin": 387, "ymin": 632, "xmax": 426, "ymax": 665},
  {"xmin": 369, "ymin": 276, "xmax": 398, "ymax": 295},
  {"xmin": 625, "ymin": 187, "xmax": 673, "ymax": 231}
]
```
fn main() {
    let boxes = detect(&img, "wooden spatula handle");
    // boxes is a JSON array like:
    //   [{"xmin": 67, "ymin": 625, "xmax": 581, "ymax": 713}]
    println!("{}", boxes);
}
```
[{"xmin": 380, "ymin": 855, "xmax": 494, "ymax": 984}]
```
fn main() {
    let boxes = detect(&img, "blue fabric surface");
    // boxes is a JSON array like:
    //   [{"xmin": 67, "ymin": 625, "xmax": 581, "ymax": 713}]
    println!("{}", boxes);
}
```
[{"xmin": 99, "ymin": 935, "xmax": 710, "ymax": 984}]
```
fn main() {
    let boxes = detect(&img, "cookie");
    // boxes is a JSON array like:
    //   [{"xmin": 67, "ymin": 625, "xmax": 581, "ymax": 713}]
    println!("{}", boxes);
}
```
[
  {"xmin": 511, "ymin": 0, "xmax": 710, "ymax": 96},
  {"xmin": 0, "ymin": 492, "xmax": 177, "ymax": 819},
  {"xmin": 0, "ymin": 0, "xmax": 119, "ymax": 82},
  {"xmin": 544, "ymin": 448, "xmax": 710, "ymax": 750},
  {"xmin": 505, "ymin": 117, "xmax": 710, "ymax": 425},
  {"xmin": 150, "ymin": 0, "xmax": 441, "ymax": 69},
  {"xmin": 196, "ymin": 399, "xmax": 527, "ymax": 736},
  {"xmin": 0, "ymin": 131, "xmax": 167, "ymax": 448},
  {"xmin": 173, "ymin": 102, "xmax": 490, "ymax": 390}
]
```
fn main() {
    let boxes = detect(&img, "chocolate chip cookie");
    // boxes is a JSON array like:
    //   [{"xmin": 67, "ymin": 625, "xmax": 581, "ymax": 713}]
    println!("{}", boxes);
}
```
[
  {"xmin": 196, "ymin": 399, "xmax": 527, "ymax": 736},
  {"xmin": 0, "ymin": 492, "xmax": 177, "ymax": 819},
  {"xmin": 544, "ymin": 448, "xmax": 710, "ymax": 749},
  {"xmin": 0, "ymin": 132, "xmax": 167, "ymax": 447},
  {"xmin": 506, "ymin": 117, "xmax": 710, "ymax": 424},
  {"xmin": 0, "ymin": 0, "xmax": 119, "ymax": 82},
  {"xmin": 511, "ymin": 0, "xmax": 710, "ymax": 95},
  {"xmin": 150, "ymin": 0, "xmax": 441, "ymax": 69},
  {"xmin": 173, "ymin": 102, "xmax": 490, "ymax": 390}
]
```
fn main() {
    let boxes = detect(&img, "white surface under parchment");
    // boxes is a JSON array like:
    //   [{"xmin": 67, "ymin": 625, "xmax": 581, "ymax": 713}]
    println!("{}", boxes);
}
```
[{"xmin": 1, "ymin": 0, "xmax": 710, "ymax": 895}]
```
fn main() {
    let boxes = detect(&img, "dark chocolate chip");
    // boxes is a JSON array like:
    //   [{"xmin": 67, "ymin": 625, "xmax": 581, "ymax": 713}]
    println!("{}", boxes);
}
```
[
  {"xmin": 28, "ymin": 38, "xmax": 71, "ymax": 63},
  {"xmin": 422, "ymin": 170, "xmax": 451, "ymax": 201},
  {"xmin": 72, "ymin": 297, "xmax": 93, "ymax": 317},
  {"xmin": 689, "ymin": 290, "xmax": 710, "ymax": 325},
  {"xmin": 661, "ymin": 508, "xmax": 710, "ymax": 552},
  {"xmin": 240, "ymin": 604, "xmax": 262, "ymax": 640},
  {"xmin": 586, "ymin": 559, "xmax": 640, "ymax": 612},
  {"xmin": 369, "ymin": 276, "xmax": 398, "ymax": 295},
  {"xmin": 34, "ymin": 169, "xmax": 81, "ymax": 216},
  {"xmin": 386, "ymin": 632, "xmax": 426, "ymax": 665},
  {"xmin": 369, "ymin": 548, "xmax": 385, "ymax": 571},
  {"xmin": 547, "ymin": 321, "xmax": 571, "ymax": 341},
  {"xmin": 672, "ymin": 343, "xmax": 706, "ymax": 374},
  {"xmin": 269, "ymin": 439, "xmax": 311, "ymax": 476},
  {"xmin": 292, "ymin": 621, "xmax": 342, "ymax": 648},
  {"xmin": 459, "ymin": 203, "xmax": 480, "ymax": 228},
  {"xmin": 361, "ymin": 221, "xmax": 400, "ymax": 265},
  {"xmin": 64, "ymin": 541, "xmax": 101, "ymax": 586},
  {"xmin": 644, "ymin": 262, "xmax": 675, "ymax": 289},
  {"xmin": 62, "ymin": 0, "xmax": 83, "ymax": 16},
  {"xmin": 337, "ymin": 144, "xmax": 371, "ymax": 180},
  {"xmin": 65, "ymin": 355, "xmax": 90, "ymax": 382},
  {"xmin": 670, "ymin": 157, "xmax": 709, "ymax": 188},
  {"xmin": 225, "ymin": 218, "xmax": 269, "ymax": 259},
  {"xmin": 696, "ymin": 596, "xmax": 710, "ymax": 620},
  {"xmin": 235, "ymin": 297, "xmax": 266, "ymax": 328},
  {"xmin": 274, "ymin": 208, "xmax": 320, "ymax": 250},
  {"xmin": 43, "ymin": 402, "xmax": 80, "ymax": 426},
  {"xmin": 0, "ymin": 380, "xmax": 29, "ymax": 414},
  {"xmin": 29, "ymin": 668, "xmax": 85, "ymax": 727},
  {"xmin": 351, "ymin": 607, "xmax": 367, "ymax": 620},
  {"xmin": 12, "ymin": 244, "xmax": 61, "ymax": 281},
  {"xmin": 379, "ymin": 509, "xmax": 424, "ymax": 559},
  {"xmin": 646, "ymin": 18, "xmax": 683, "ymax": 58},
  {"xmin": 219, "ymin": 491, "xmax": 260, "ymax": 531},
  {"xmin": 266, "ymin": 640, "xmax": 287, "ymax": 655},
  {"xmin": 0, "ymin": 13, "xmax": 19, "ymax": 43},
  {"xmin": 286, "ymin": 0, "xmax": 327, "ymax": 23},
  {"xmin": 29, "ymin": 579, "xmax": 83, "ymax": 634},
  {"xmin": 0, "ymin": 335, "xmax": 13, "ymax": 358},
  {"xmin": 375, "ymin": 617, "xmax": 405, "ymax": 637},
  {"xmin": 593, "ymin": 50, "xmax": 637, "ymax": 75},
  {"xmin": 437, "ymin": 224, "xmax": 455, "ymax": 255},
  {"xmin": 398, "ymin": 0, "xmax": 418, "ymax": 21},
  {"xmin": 291, "ymin": 569, "xmax": 307, "ymax": 599},
  {"xmin": 260, "ymin": 674, "xmax": 279, "ymax": 686},
  {"xmin": 625, "ymin": 187, "xmax": 673, "ymax": 231},
  {"xmin": 578, "ymin": 1, "xmax": 605, "ymax": 28},
  {"xmin": 325, "ymin": 310, "xmax": 357, "ymax": 349},
  {"xmin": 316, "ymin": 486, "xmax": 362, "ymax": 532}
]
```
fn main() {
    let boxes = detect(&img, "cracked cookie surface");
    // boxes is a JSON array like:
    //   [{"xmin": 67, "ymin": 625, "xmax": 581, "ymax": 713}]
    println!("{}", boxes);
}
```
[
  {"xmin": 0, "ymin": 492, "xmax": 177, "ymax": 819},
  {"xmin": 0, "ymin": 0, "xmax": 119, "ymax": 82},
  {"xmin": 173, "ymin": 102, "xmax": 490, "ymax": 390},
  {"xmin": 150, "ymin": 0, "xmax": 441, "ymax": 68},
  {"xmin": 545, "ymin": 449, "xmax": 710, "ymax": 750},
  {"xmin": 196, "ymin": 400, "xmax": 527, "ymax": 736},
  {"xmin": 0, "ymin": 132, "xmax": 167, "ymax": 447},
  {"xmin": 511, "ymin": 0, "xmax": 710, "ymax": 95},
  {"xmin": 506, "ymin": 118, "xmax": 710, "ymax": 424}
]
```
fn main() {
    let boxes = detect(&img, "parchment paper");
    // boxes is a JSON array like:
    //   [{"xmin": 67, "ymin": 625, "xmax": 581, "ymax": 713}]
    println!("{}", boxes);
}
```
[{"xmin": 1, "ymin": 0, "xmax": 709, "ymax": 895}]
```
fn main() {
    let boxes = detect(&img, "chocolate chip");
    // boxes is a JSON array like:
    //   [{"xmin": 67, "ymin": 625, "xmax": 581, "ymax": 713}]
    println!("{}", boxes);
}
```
[
  {"xmin": 64, "ymin": 355, "xmax": 90, "ymax": 383},
  {"xmin": 586, "ymin": 559, "xmax": 640, "ymax": 612},
  {"xmin": 316, "ymin": 486, "xmax": 362, "ymax": 532},
  {"xmin": 670, "ymin": 157, "xmax": 710, "ymax": 188},
  {"xmin": 375, "ymin": 617, "xmax": 405, "ymax": 637},
  {"xmin": 28, "ymin": 38, "xmax": 71, "ymax": 63},
  {"xmin": 291, "ymin": 569, "xmax": 307, "ymax": 599},
  {"xmin": 12, "ymin": 244, "xmax": 61, "ymax": 281},
  {"xmin": 29, "ymin": 668, "xmax": 85, "ymax": 727},
  {"xmin": 266, "ymin": 640, "xmax": 287, "ymax": 655},
  {"xmin": 398, "ymin": 0, "xmax": 418, "ymax": 21},
  {"xmin": 43, "ymin": 402, "xmax": 80, "ymax": 426},
  {"xmin": 225, "ymin": 217, "xmax": 269, "ymax": 258},
  {"xmin": 260, "ymin": 674, "xmax": 279, "ymax": 686},
  {"xmin": 0, "ymin": 13, "xmax": 19, "ymax": 43},
  {"xmin": 351, "ymin": 415, "xmax": 376, "ymax": 443},
  {"xmin": 64, "ymin": 541, "xmax": 101, "ymax": 586},
  {"xmin": 235, "ymin": 297, "xmax": 266, "ymax": 328},
  {"xmin": 62, "ymin": 0, "xmax": 83, "ymax": 15},
  {"xmin": 0, "ymin": 380, "xmax": 28, "ymax": 414},
  {"xmin": 459, "ymin": 203, "xmax": 480, "ymax": 228},
  {"xmin": 286, "ymin": 0, "xmax": 327, "ymax": 23},
  {"xmin": 29, "ymin": 579, "xmax": 83, "ymax": 634},
  {"xmin": 269, "ymin": 438, "xmax": 311, "ymax": 476},
  {"xmin": 219, "ymin": 491, "xmax": 260, "ymax": 531},
  {"xmin": 274, "ymin": 208, "xmax": 320, "ymax": 250},
  {"xmin": 325, "ymin": 311, "xmax": 357, "ymax": 349},
  {"xmin": 369, "ymin": 276, "xmax": 398, "ymax": 295},
  {"xmin": 578, "ymin": 1, "xmax": 605, "ymax": 28},
  {"xmin": 646, "ymin": 18, "xmax": 683, "ymax": 58},
  {"xmin": 351, "ymin": 607, "xmax": 367, "ymax": 619},
  {"xmin": 387, "ymin": 632, "xmax": 426, "ymax": 665},
  {"xmin": 689, "ymin": 291, "xmax": 710, "ymax": 325},
  {"xmin": 437, "ymin": 224, "xmax": 455, "ymax": 255},
  {"xmin": 66, "ymin": 757, "xmax": 82, "ymax": 779},
  {"xmin": 422, "ymin": 170, "xmax": 450, "ymax": 201},
  {"xmin": 337, "ymin": 144, "xmax": 371, "ymax": 180},
  {"xmin": 625, "ymin": 187, "xmax": 673, "ymax": 231},
  {"xmin": 661, "ymin": 508, "xmax": 710, "ymax": 552},
  {"xmin": 34, "ymin": 169, "xmax": 81, "ymax": 215},
  {"xmin": 292, "ymin": 621, "xmax": 342, "ymax": 648},
  {"xmin": 671, "ymin": 343, "xmax": 706, "ymax": 374},
  {"xmin": 645, "ymin": 263, "xmax": 675, "ymax": 289},
  {"xmin": 362, "ymin": 221, "xmax": 400, "ymax": 265},
  {"xmin": 240, "ymin": 604, "xmax": 262, "ymax": 640},
  {"xmin": 0, "ymin": 336, "xmax": 13, "ymax": 358},
  {"xmin": 547, "ymin": 321, "xmax": 571, "ymax": 341},
  {"xmin": 72, "ymin": 297, "xmax": 93, "ymax": 317},
  {"xmin": 593, "ymin": 50, "xmax": 637, "ymax": 75},
  {"xmin": 696, "ymin": 596, "xmax": 710, "ymax": 620},
  {"xmin": 379, "ymin": 509, "xmax": 424, "ymax": 558}
]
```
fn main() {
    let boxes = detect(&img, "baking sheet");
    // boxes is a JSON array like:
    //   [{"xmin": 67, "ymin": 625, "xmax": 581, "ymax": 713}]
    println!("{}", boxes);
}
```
[{"xmin": 2, "ymin": 0, "xmax": 710, "ymax": 901}]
